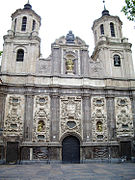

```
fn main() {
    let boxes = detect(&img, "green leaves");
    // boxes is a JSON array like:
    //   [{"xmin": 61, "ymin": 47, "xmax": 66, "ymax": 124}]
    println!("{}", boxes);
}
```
[
  {"xmin": 122, "ymin": 0, "xmax": 135, "ymax": 21},
  {"xmin": 0, "ymin": 51, "xmax": 3, "ymax": 56}
]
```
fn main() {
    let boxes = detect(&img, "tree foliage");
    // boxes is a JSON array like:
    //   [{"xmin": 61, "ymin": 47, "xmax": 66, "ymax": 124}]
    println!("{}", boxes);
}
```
[
  {"xmin": 0, "ymin": 51, "xmax": 3, "ymax": 56},
  {"xmin": 122, "ymin": 0, "xmax": 135, "ymax": 21}
]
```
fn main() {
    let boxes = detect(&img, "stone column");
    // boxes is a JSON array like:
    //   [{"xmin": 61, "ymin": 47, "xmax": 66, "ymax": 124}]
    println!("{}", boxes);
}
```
[
  {"xmin": 106, "ymin": 95, "xmax": 116, "ymax": 141},
  {"xmin": 50, "ymin": 93, "xmax": 60, "ymax": 142},
  {"xmin": 81, "ymin": 49, "xmax": 89, "ymax": 76},
  {"xmin": 24, "ymin": 94, "xmax": 34, "ymax": 141},
  {"xmin": 82, "ymin": 95, "xmax": 91, "ymax": 141}
]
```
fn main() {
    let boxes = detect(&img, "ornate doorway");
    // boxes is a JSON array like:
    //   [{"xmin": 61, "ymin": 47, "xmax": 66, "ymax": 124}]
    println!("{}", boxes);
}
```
[{"xmin": 62, "ymin": 136, "xmax": 80, "ymax": 163}]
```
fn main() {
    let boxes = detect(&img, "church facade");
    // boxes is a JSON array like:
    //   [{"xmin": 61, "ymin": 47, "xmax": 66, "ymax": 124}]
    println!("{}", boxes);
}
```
[{"xmin": 0, "ymin": 2, "xmax": 135, "ymax": 164}]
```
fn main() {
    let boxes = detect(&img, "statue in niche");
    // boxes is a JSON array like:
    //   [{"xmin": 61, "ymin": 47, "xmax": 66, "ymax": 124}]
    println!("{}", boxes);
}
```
[
  {"xmin": 97, "ymin": 121, "xmax": 103, "ymax": 132},
  {"xmin": 37, "ymin": 121, "xmax": 45, "ymax": 132},
  {"xmin": 66, "ymin": 59, "xmax": 74, "ymax": 73}
]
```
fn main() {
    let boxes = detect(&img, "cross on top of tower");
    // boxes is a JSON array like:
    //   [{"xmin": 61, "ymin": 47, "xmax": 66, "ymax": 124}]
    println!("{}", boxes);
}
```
[
  {"xmin": 24, "ymin": 0, "xmax": 32, "ymax": 9},
  {"xmin": 103, "ymin": 0, "xmax": 106, "ymax": 10},
  {"xmin": 102, "ymin": 0, "xmax": 110, "ymax": 16}
]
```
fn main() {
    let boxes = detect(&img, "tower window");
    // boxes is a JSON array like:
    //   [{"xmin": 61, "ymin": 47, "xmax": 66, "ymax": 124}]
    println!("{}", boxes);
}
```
[
  {"xmin": 110, "ymin": 22, "xmax": 115, "ymax": 37},
  {"xmin": 21, "ymin": 16, "xmax": 27, "ymax": 31},
  {"xmin": 100, "ymin": 24, "xmax": 104, "ymax": 35},
  {"xmin": 32, "ymin": 20, "xmax": 36, "ymax": 31},
  {"xmin": 114, "ymin": 54, "xmax": 121, "ymax": 66},
  {"xmin": 16, "ymin": 49, "xmax": 24, "ymax": 61}
]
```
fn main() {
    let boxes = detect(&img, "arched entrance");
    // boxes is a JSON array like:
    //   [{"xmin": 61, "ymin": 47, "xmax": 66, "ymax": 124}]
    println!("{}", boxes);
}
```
[{"xmin": 62, "ymin": 136, "xmax": 80, "ymax": 163}]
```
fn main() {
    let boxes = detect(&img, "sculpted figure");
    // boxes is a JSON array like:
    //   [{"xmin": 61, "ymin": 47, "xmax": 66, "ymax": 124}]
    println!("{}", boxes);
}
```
[
  {"xmin": 97, "ymin": 122, "xmax": 103, "ymax": 132},
  {"xmin": 37, "ymin": 121, "xmax": 44, "ymax": 132},
  {"xmin": 66, "ymin": 59, "xmax": 74, "ymax": 72}
]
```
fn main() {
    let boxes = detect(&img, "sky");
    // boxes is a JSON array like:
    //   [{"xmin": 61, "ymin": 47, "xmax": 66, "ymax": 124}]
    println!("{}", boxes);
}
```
[{"xmin": 0, "ymin": 0, "xmax": 135, "ymax": 66}]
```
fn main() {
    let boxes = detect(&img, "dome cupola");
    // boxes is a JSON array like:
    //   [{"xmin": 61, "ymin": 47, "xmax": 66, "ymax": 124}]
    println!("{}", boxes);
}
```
[{"xmin": 92, "ymin": 1, "xmax": 123, "ymax": 45}]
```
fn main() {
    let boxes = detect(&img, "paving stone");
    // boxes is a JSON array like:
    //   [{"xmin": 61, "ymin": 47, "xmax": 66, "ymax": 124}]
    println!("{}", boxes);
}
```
[{"xmin": 0, "ymin": 163, "xmax": 135, "ymax": 180}]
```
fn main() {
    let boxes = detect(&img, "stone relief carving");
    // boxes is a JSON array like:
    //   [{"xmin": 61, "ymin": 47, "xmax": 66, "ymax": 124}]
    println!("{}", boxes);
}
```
[
  {"xmin": 3, "ymin": 95, "xmax": 25, "ymax": 137},
  {"xmin": 89, "ymin": 59, "xmax": 104, "ymax": 78},
  {"xmin": 33, "ymin": 95, "xmax": 50, "ymax": 142},
  {"xmin": 36, "ymin": 58, "xmax": 51, "ymax": 74},
  {"xmin": 115, "ymin": 97, "xmax": 134, "ymax": 137},
  {"xmin": 94, "ymin": 147, "xmax": 108, "ymax": 158},
  {"xmin": 91, "ymin": 97, "xmax": 108, "ymax": 142},
  {"xmin": 60, "ymin": 96, "xmax": 82, "ymax": 138},
  {"xmin": 33, "ymin": 147, "xmax": 48, "ymax": 160}
]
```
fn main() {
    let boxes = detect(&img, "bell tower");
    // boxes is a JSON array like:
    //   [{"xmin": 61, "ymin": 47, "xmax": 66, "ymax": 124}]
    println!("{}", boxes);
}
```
[
  {"xmin": 1, "ymin": 1, "xmax": 41, "ymax": 74},
  {"xmin": 92, "ymin": 3, "xmax": 134, "ymax": 78}
]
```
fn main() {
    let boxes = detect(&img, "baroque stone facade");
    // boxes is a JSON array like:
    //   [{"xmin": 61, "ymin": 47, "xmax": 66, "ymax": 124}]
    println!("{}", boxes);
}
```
[{"xmin": 0, "ymin": 2, "xmax": 135, "ymax": 164}]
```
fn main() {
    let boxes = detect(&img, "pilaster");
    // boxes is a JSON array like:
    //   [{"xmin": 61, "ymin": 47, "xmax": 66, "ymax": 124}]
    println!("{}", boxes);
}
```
[
  {"xmin": 82, "ymin": 95, "xmax": 91, "ymax": 141},
  {"xmin": 50, "ymin": 93, "xmax": 60, "ymax": 142},
  {"xmin": 51, "ymin": 45, "xmax": 61, "ymax": 75},
  {"xmin": 81, "ymin": 49, "xmax": 89, "ymax": 76},
  {"xmin": 106, "ymin": 95, "xmax": 116, "ymax": 141},
  {"xmin": 24, "ymin": 94, "xmax": 34, "ymax": 141}
]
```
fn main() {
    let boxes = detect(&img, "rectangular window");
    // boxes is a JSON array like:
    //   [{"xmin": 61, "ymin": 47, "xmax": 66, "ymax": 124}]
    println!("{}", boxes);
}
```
[
  {"xmin": 100, "ymin": 24, "xmax": 104, "ymax": 35},
  {"xmin": 32, "ymin": 20, "xmax": 36, "ymax": 31},
  {"xmin": 21, "ymin": 16, "xmax": 27, "ymax": 31},
  {"xmin": 110, "ymin": 22, "xmax": 115, "ymax": 37}
]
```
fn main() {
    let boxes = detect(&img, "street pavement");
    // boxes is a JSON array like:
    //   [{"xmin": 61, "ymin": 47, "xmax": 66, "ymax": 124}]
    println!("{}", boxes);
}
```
[{"xmin": 0, "ymin": 162, "xmax": 135, "ymax": 180}]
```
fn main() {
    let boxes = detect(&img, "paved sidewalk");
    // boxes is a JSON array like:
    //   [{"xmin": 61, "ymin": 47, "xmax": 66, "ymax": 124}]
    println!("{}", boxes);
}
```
[{"xmin": 0, "ymin": 163, "xmax": 135, "ymax": 180}]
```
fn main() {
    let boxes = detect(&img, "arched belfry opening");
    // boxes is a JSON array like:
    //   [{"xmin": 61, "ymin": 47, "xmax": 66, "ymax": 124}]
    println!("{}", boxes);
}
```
[{"xmin": 62, "ymin": 136, "xmax": 80, "ymax": 163}]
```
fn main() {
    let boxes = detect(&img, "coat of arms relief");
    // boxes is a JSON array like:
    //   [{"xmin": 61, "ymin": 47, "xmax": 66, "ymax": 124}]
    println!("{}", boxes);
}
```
[
  {"xmin": 60, "ymin": 96, "xmax": 82, "ymax": 139},
  {"xmin": 4, "ymin": 95, "xmax": 25, "ymax": 137},
  {"xmin": 115, "ymin": 97, "xmax": 134, "ymax": 137}
]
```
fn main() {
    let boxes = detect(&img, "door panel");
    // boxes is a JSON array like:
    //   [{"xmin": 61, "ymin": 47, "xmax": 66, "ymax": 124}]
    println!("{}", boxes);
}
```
[
  {"xmin": 62, "ymin": 136, "xmax": 80, "ymax": 163},
  {"xmin": 120, "ymin": 141, "xmax": 131, "ymax": 160},
  {"xmin": 6, "ymin": 142, "xmax": 19, "ymax": 164}
]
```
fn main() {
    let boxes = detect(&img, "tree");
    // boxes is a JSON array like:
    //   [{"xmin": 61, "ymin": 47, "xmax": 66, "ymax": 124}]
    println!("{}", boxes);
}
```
[
  {"xmin": 122, "ymin": 0, "xmax": 135, "ymax": 21},
  {"xmin": 0, "ymin": 51, "xmax": 3, "ymax": 56}
]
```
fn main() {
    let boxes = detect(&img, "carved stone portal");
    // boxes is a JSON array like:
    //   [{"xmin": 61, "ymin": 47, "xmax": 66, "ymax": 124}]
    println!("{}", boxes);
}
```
[
  {"xmin": 91, "ymin": 97, "xmax": 108, "ymax": 142},
  {"xmin": 33, "ymin": 95, "xmax": 50, "ymax": 142},
  {"xmin": 3, "ymin": 95, "xmax": 25, "ymax": 137},
  {"xmin": 115, "ymin": 97, "xmax": 134, "ymax": 137},
  {"xmin": 60, "ymin": 96, "xmax": 82, "ymax": 139}
]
